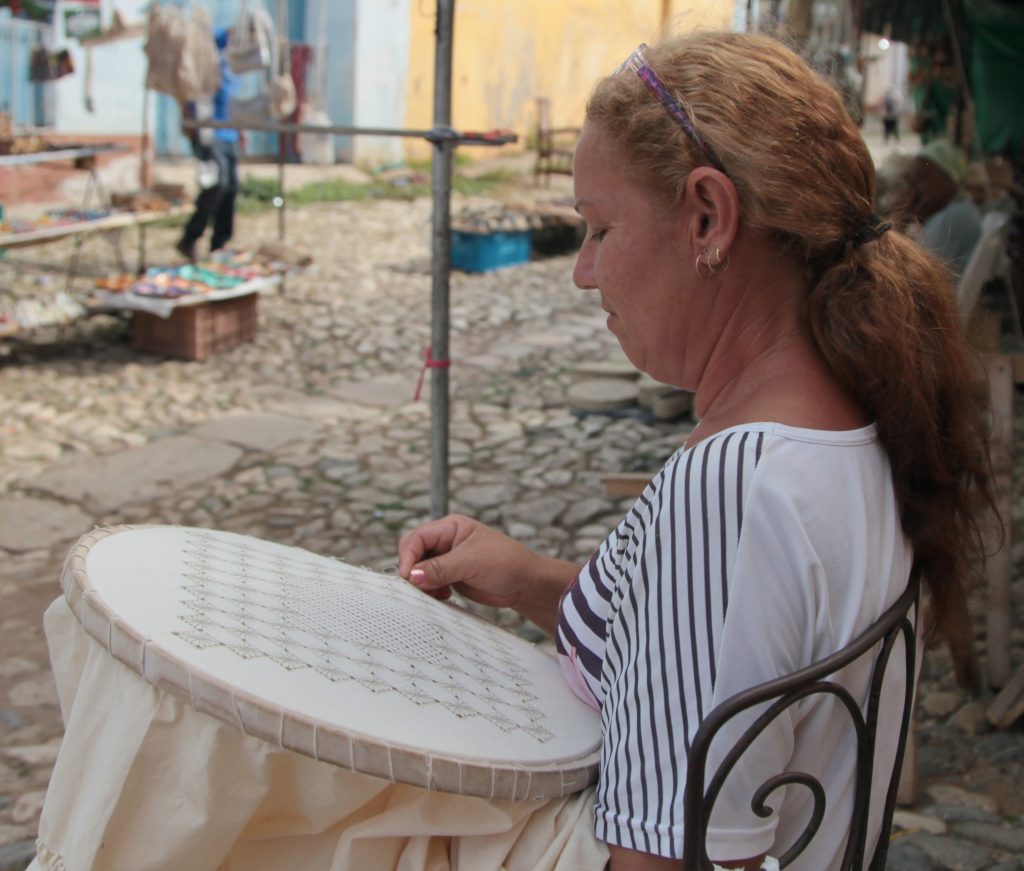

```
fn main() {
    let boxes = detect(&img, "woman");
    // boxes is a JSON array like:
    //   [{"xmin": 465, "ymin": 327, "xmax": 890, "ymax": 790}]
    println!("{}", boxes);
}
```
[{"xmin": 398, "ymin": 33, "xmax": 993, "ymax": 871}]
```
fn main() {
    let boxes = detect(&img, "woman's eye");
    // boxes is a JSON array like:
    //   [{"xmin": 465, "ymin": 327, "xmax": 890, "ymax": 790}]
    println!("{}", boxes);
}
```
[{"xmin": 589, "ymin": 228, "xmax": 608, "ymax": 242}]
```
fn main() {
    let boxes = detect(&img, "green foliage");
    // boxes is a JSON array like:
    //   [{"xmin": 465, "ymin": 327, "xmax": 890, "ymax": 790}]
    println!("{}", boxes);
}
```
[{"xmin": 234, "ymin": 167, "xmax": 520, "ymax": 213}]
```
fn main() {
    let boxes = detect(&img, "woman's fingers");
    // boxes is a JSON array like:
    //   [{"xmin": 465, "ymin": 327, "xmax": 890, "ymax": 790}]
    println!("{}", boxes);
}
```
[
  {"xmin": 396, "ymin": 515, "xmax": 471, "ymax": 578},
  {"xmin": 408, "ymin": 556, "xmax": 458, "ymax": 592},
  {"xmin": 397, "ymin": 515, "xmax": 535, "ymax": 611}
]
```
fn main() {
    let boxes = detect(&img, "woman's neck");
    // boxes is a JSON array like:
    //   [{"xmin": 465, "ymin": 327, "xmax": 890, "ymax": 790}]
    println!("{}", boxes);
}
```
[
  {"xmin": 687, "ymin": 247, "xmax": 867, "ymax": 446},
  {"xmin": 688, "ymin": 338, "xmax": 867, "ymax": 448}
]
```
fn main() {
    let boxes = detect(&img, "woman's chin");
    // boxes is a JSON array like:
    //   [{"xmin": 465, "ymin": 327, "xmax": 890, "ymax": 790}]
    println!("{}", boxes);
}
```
[{"xmin": 613, "ymin": 337, "xmax": 642, "ymax": 372}]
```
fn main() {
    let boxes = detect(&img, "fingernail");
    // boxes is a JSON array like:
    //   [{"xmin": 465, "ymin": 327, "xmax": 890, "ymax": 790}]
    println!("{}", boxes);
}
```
[{"xmin": 410, "ymin": 569, "xmax": 426, "ymax": 586}]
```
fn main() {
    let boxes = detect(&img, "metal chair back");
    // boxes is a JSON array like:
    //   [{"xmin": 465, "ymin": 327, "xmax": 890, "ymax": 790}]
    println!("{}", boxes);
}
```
[
  {"xmin": 533, "ymin": 97, "xmax": 579, "ymax": 186},
  {"xmin": 682, "ymin": 573, "xmax": 920, "ymax": 870}
]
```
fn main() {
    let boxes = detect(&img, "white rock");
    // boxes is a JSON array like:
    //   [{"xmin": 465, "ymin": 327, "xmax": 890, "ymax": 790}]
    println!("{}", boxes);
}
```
[
  {"xmin": 567, "ymin": 379, "xmax": 638, "ymax": 412},
  {"xmin": 0, "ymin": 657, "xmax": 38, "ymax": 680},
  {"xmin": 11, "ymin": 790, "xmax": 47, "ymax": 824},
  {"xmin": 891, "ymin": 810, "xmax": 948, "ymax": 835},
  {"xmin": 9, "ymin": 676, "xmax": 59, "ymax": 707},
  {"xmin": 924, "ymin": 784, "xmax": 998, "ymax": 813},
  {"xmin": 3, "ymin": 740, "xmax": 62, "ymax": 767}
]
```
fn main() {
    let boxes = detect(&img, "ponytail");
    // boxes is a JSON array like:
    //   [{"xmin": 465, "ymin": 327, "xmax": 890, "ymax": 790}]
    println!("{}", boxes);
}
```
[{"xmin": 808, "ymin": 230, "xmax": 995, "ymax": 658}]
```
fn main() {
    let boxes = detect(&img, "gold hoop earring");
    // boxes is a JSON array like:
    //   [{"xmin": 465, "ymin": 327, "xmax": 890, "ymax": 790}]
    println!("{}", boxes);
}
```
[{"xmin": 695, "ymin": 246, "xmax": 727, "ymax": 280}]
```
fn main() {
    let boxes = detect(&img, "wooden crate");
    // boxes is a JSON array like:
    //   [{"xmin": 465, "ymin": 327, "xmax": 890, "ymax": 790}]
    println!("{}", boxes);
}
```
[{"xmin": 131, "ymin": 293, "xmax": 258, "ymax": 360}]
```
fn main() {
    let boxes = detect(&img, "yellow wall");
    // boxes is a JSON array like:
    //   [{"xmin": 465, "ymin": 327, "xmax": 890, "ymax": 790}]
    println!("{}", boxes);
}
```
[{"xmin": 403, "ymin": 0, "xmax": 735, "ymax": 162}]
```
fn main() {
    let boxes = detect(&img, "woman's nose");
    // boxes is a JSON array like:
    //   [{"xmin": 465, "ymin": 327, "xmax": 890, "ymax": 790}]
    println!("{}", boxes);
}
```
[{"xmin": 573, "ymin": 245, "xmax": 595, "ymax": 290}]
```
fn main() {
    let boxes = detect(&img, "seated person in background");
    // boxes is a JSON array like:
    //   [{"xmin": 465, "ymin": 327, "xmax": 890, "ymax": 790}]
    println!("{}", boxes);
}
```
[{"xmin": 897, "ymin": 138, "xmax": 982, "ymax": 276}]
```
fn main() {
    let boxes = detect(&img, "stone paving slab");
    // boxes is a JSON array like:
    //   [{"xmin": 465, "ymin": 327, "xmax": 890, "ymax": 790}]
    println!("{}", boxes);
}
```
[
  {"xmin": 33, "ymin": 436, "xmax": 243, "ymax": 514},
  {"xmin": 188, "ymin": 413, "xmax": 323, "ymax": 452},
  {"xmin": 326, "ymin": 375, "xmax": 427, "ymax": 407},
  {"xmin": 266, "ymin": 396, "xmax": 385, "ymax": 422},
  {"xmin": 0, "ymin": 498, "xmax": 93, "ymax": 553}
]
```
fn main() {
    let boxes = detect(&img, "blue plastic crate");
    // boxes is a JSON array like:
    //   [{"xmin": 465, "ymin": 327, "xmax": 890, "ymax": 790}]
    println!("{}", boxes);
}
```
[{"xmin": 451, "ymin": 229, "xmax": 533, "ymax": 273}]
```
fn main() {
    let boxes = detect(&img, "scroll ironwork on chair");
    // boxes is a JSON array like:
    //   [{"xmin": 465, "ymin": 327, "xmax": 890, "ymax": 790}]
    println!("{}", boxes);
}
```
[
  {"xmin": 683, "ymin": 572, "xmax": 921, "ymax": 870},
  {"xmin": 534, "ymin": 97, "xmax": 580, "ymax": 186}
]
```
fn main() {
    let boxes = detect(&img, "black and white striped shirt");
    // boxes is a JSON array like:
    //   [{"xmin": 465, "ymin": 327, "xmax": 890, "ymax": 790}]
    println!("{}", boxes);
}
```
[{"xmin": 556, "ymin": 422, "xmax": 912, "ymax": 866}]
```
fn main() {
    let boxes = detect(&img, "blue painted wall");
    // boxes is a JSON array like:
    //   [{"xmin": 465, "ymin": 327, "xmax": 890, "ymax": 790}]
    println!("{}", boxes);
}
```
[{"xmin": 0, "ymin": 12, "xmax": 51, "ymax": 128}]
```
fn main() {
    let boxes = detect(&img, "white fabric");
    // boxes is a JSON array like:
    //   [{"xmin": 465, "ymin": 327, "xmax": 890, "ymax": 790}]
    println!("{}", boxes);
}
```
[
  {"xmin": 31, "ymin": 599, "xmax": 609, "ymax": 871},
  {"xmin": 557, "ymin": 422, "xmax": 914, "ymax": 868},
  {"xmin": 72, "ymin": 526, "xmax": 599, "ymax": 775}
]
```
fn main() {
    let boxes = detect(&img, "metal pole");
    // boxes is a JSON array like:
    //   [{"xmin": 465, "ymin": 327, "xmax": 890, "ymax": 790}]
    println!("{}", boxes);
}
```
[
  {"xmin": 139, "ymin": 87, "xmax": 150, "ymax": 271},
  {"xmin": 429, "ymin": 0, "xmax": 455, "ymax": 519},
  {"xmin": 277, "ymin": 132, "xmax": 286, "ymax": 241},
  {"xmin": 277, "ymin": 0, "xmax": 287, "ymax": 241}
]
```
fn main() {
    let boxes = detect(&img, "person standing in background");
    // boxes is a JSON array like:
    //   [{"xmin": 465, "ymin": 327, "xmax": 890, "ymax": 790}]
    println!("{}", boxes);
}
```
[
  {"xmin": 177, "ymin": 26, "xmax": 241, "ymax": 262},
  {"xmin": 883, "ymin": 87, "xmax": 902, "ymax": 142}
]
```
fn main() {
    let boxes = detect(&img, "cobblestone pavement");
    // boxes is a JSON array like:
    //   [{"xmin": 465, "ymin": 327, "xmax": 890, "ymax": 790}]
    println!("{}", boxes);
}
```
[{"xmin": 0, "ymin": 191, "xmax": 1022, "ymax": 871}]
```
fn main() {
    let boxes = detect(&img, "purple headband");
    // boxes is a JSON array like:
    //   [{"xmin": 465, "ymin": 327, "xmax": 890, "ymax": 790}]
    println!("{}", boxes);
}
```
[{"xmin": 617, "ymin": 43, "xmax": 726, "ymax": 173}]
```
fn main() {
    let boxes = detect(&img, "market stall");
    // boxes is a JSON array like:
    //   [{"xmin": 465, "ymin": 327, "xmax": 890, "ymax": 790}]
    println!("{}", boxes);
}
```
[
  {"xmin": 89, "ymin": 248, "xmax": 287, "ymax": 360},
  {"xmin": 0, "ymin": 137, "xmax": 195, "ymax": 336}
]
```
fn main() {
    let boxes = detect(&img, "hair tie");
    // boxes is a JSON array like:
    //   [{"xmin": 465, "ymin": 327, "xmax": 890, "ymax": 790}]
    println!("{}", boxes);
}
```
[{"xmin": 851, "ymin": 214, "xmax": 892, "ymax": 248}]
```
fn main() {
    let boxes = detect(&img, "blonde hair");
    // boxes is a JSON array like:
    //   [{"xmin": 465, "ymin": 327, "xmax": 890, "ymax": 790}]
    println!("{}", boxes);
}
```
[{"xmin": 587, "ymin": 32, "xmax": 994, "ymax": 661}]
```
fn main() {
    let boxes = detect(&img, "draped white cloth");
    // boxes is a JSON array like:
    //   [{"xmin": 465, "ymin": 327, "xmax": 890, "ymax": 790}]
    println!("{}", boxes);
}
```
[{"xmin": 31, "ymin": 599, "xmax": 608, "ymax": 871}]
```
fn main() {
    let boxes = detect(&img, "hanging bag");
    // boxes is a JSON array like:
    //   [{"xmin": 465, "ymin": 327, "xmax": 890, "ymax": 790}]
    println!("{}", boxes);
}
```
[
  {"xmin": 227, "ymin": 0, "xmax": 274, "ymax": 74},
  {"xmin": 229, "ymin": 90, "xmax": 272, "ymax": 126},
  {"xmin": 267, "ymin": 7, "xmax": 296, "ymax": 121},
  {"xmin": 230, "ymin": 2, "xmax": 295, "ymax": 125},
  {"xmin": 178, "ymin": 6, "xmax": 221, "ymax": 102},
  {"xmin": 143, "ymin": 4, "xmax": 186, "ymax": 98},
  {"xmin": 144, "ymin": 5, "xmax": 220, "ymax": 103},
  {"xmin": 268, "ymin": 72, "xmax": 297, "ymax": 120}
]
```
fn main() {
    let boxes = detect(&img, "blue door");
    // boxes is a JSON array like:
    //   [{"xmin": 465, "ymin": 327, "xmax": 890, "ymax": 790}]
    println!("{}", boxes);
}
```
[{"xmin": 0, "ymin": 12, "xmax": 53, "ymax": 128}]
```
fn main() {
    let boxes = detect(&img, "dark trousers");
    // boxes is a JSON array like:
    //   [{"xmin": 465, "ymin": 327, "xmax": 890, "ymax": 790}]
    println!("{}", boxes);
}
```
[{"xmin": 181, "ymin": 138, "xmax": 239, "ymax": 252}]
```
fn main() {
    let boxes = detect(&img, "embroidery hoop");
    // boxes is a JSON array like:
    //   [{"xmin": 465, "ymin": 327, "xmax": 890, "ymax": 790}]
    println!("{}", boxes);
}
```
[{"xmin": 61, "ymin": 525, "xmax": 601, "ymax": 801}]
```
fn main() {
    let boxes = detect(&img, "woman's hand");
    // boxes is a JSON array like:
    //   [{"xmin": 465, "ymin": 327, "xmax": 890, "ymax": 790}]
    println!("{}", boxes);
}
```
[{"xmin": 397, "ymin": 514, "xmax": 580, "ymax": 635}]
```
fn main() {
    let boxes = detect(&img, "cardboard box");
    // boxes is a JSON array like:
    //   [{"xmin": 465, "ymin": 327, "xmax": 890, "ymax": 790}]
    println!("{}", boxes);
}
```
[{"xmin": 131, "ymin": 293, "xmax": 257, "ymax": 360}]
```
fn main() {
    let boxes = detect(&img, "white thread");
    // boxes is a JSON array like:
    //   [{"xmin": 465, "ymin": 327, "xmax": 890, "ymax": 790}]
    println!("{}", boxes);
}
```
[{"xmin": 170, "ymin": 530, "xmax": 554, "ymax": 741}]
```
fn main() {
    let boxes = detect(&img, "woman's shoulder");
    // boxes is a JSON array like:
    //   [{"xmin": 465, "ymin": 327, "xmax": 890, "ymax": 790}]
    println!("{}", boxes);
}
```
[
  {"xmin": 689, "ymin": 420, "xmax": 879, "ymax": 451},
  {"xmin": 638, "ymin": 422, "xmax": 884, "ymax": 526},
  {"xmin": 652, "ymin": 422, "xmax": 884, "ymax": 507}
]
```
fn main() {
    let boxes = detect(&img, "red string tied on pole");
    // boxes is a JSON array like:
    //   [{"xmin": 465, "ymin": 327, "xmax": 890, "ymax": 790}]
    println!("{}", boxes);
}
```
[{"xmin": 413, "ymin": 344, "xmax": 450, "ymax": 402}]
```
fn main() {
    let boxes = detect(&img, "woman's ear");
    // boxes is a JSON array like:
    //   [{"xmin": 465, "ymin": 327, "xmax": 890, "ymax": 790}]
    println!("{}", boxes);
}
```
[{"xmin": 680, "ymin": 167, "xmax": 740, "ymax": 253}]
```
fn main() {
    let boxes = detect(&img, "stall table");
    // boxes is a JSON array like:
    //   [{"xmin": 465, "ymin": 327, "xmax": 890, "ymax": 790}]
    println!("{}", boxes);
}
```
[
  {"xmin": 0, "ymin": 144, "xmax": 184, "ymax": 294},
  {"xmin": 92, "ymin": 275, "xmax": 281, "ymax": 360}
]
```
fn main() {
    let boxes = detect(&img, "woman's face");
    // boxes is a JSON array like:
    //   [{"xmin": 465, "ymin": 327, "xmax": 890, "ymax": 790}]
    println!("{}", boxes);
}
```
[{"xmin": 572, "ymin": 124, "xmax": 699, "ymax": 386}]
